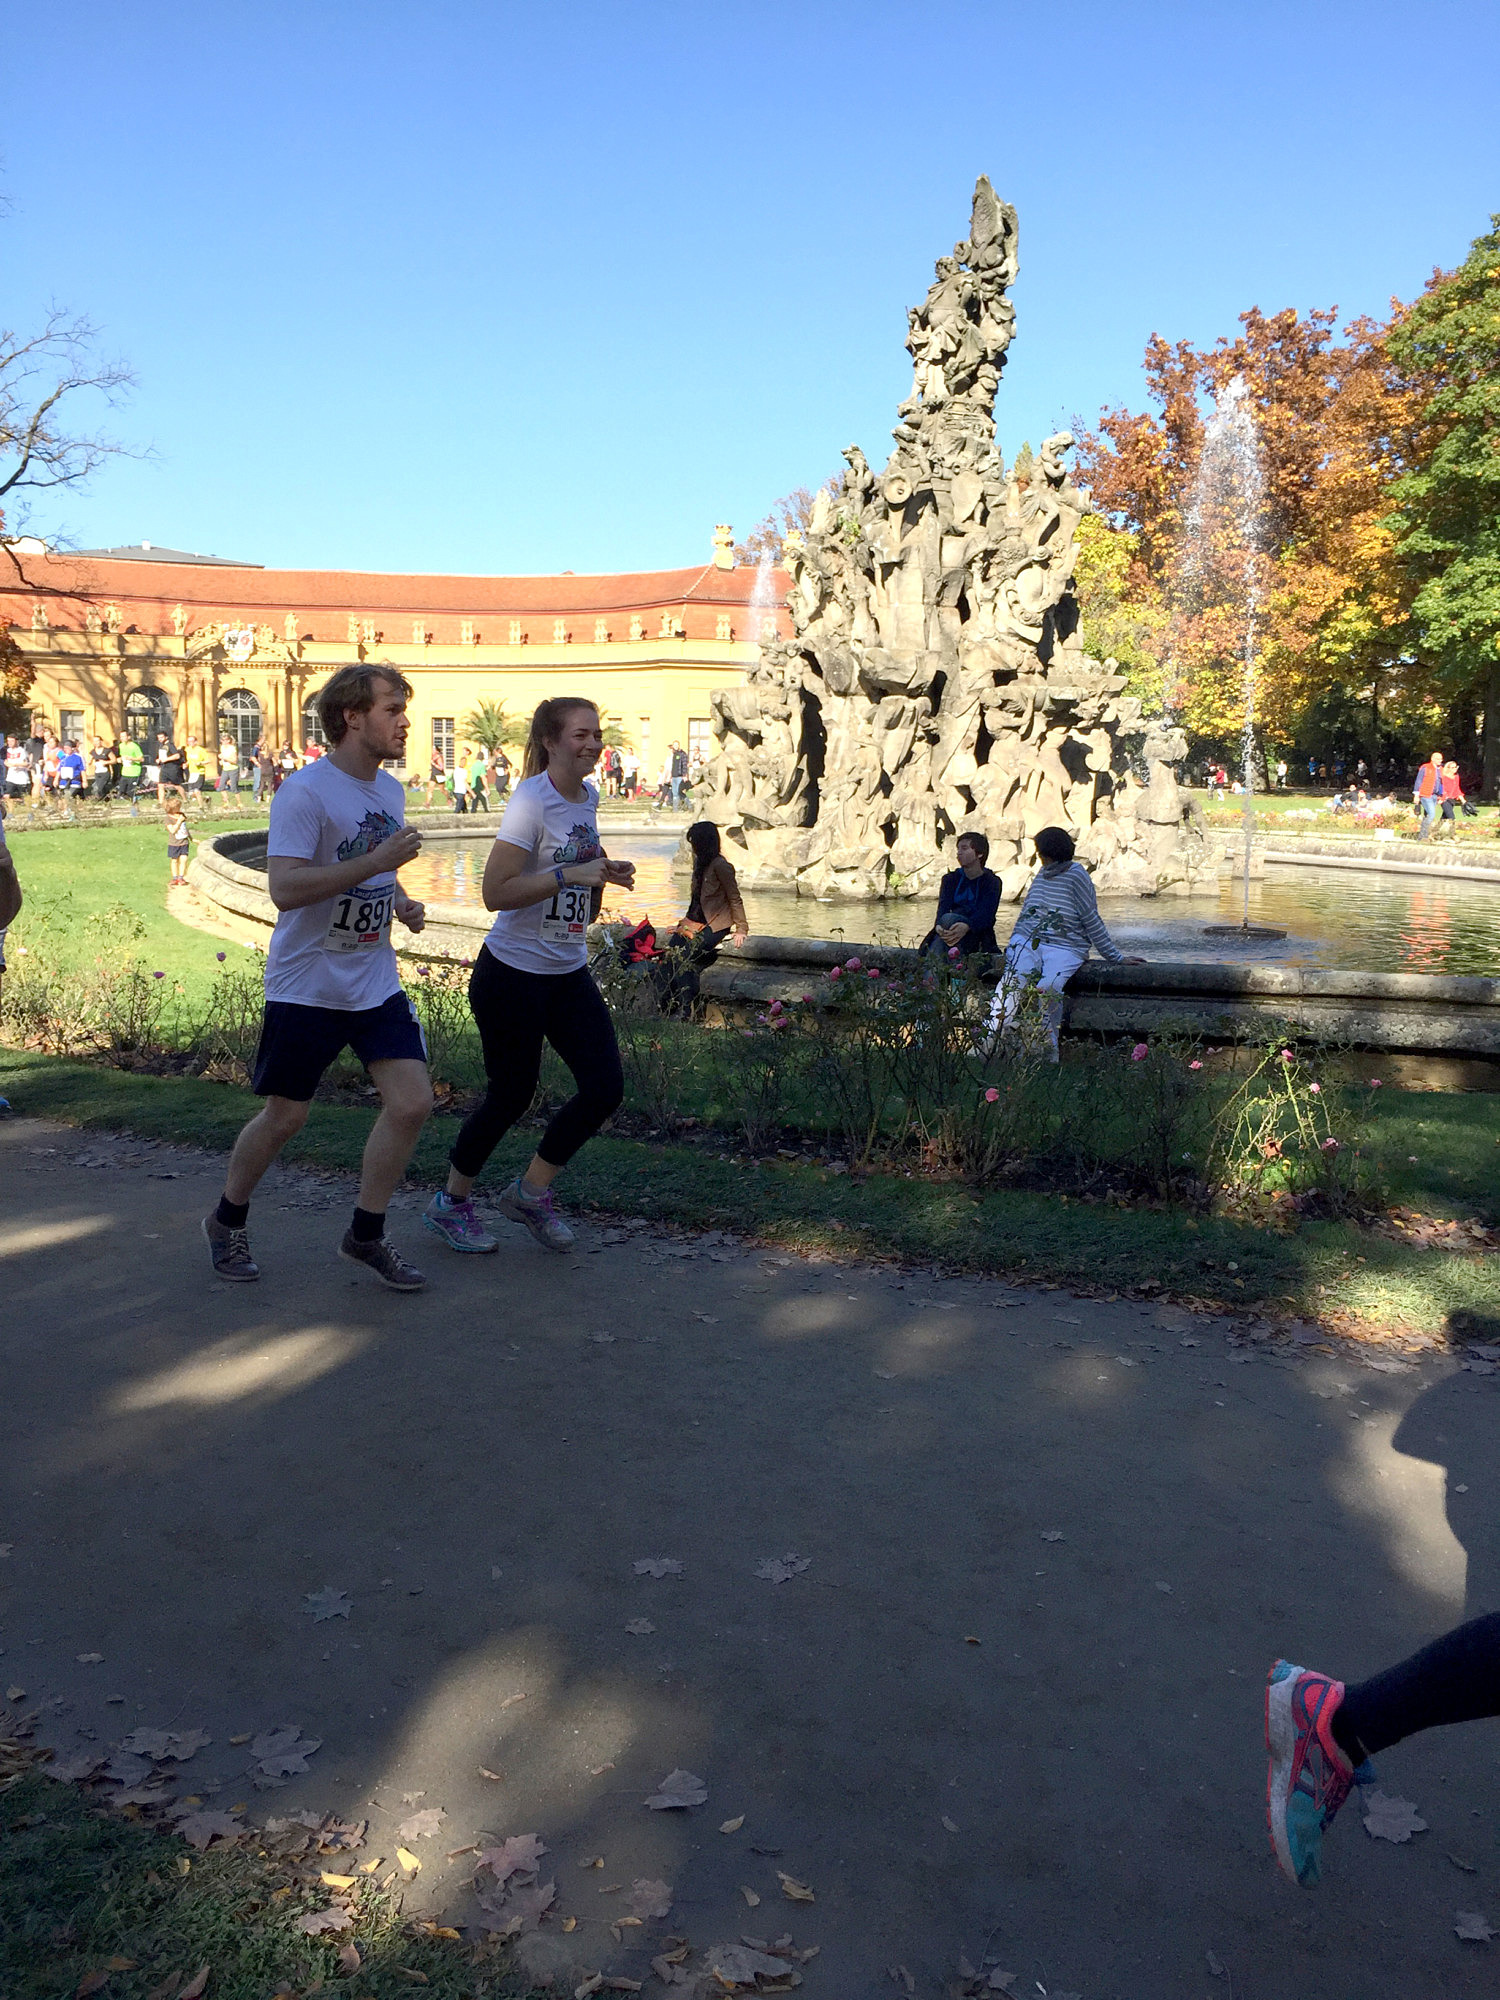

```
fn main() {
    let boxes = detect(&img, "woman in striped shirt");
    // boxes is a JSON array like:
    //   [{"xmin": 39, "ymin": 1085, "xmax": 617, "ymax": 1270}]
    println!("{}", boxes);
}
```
[{"xmin": 987, "ymin": 825, "xmax": 1143, "ymax": 1058}]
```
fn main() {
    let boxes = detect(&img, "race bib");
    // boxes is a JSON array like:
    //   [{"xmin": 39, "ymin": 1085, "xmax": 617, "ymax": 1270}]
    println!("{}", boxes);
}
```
[
  {"xmin": 324, "ymin": 881, "xmax": 394, "ymax": 954},
  {"xmin": 539, "ymin": 881, "xmax": 591, "ymax": 944}
]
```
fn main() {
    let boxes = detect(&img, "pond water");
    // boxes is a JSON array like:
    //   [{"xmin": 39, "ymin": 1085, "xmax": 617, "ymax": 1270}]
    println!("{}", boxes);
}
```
[{"xmin": 401, "ymin": 829, "xmax": 1500, "ymax": 975}]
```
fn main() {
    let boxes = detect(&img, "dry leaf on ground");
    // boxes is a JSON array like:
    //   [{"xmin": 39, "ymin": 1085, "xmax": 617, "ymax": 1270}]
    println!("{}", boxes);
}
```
[
  {"xmin": 337, "ymin": 1944, "xmax": 362, "ymax": 1975},
  {"xmin": 177, "ymin": 1811, "xmax": 244, "ymax": 1850},
  {"xmin": 629, "ymin": 1878, "xmax": 672, "ymax": 1920},
  {"xmin": 633, "ymin": 1558, "xmax": 683, "ymax": 1578},
  {"xmin": 776, "ymin": 1871, "xmax": 815, "ymax": 1902},
  {"xmin": 397, "ymin": 1808, "xmax": 446, "ymax": 1841},
  {"xmin": 119, "ymin": 1729, "xmax": 212, "ymax": 1763},
  {"xmin": 476, "ymin": 1832, "xmax": 547, "ymax": 1882},
  {"xmin": 645, "ymin": 1769, "xmax": 708, "ymax": 1810},
  {"xmin": 754, "ymin": 1555, "xmax": 811, "ymax": 1584},
  {"xmin": 705, "ymin": 1942, "xmax": 795, "ymax": 1988},
  {"xmin": 741, "ymin": 1887, "xmax": 761, "ymax": 1907},
  {"xmin": 720, "ymin": 1815, "xmax": 745, "ymax": 1833},
  {"xmin": 1362, "ymin": 1790, "xmax": 1428, "ymax": 1843},
  {"xmin": 249, "ymin": 1726, "xmax": 322, "ymax": 1777},
  {"xmin": 624, "ymin": 1618, "xmax": 655, "ymax": 1636},
  {"xmin": 177, "ymin": 1969, "xmax": 211, "ymax": 2000},
  {"xmin": 1455, "ymin": 1910, "xmax": 1496, "ymax": 1942},
  {"xmin": 45, "ymin": 1752, "xmax": 106, "ymax": 1784},
  {"xmin": 297, "ymin": 1907, "xmax": 354, "ymax": 1934},
  {"xmin": 396, "ymin": 1847, "xmax": 422, "ymax": 1873},
  {"xmin": 76, "ymin": 1653, "xmax": 104, "ymax": 1665},
  {"xmin": 1039, "ymin": 1531, "xmax": 1065, "ymax": 1543},
  {"xmin": 304, "ymin": 1586, "xmax": 352, "ymax": 1622}
]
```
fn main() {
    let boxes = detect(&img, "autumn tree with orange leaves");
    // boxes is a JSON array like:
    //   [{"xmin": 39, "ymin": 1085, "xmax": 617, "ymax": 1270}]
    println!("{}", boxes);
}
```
[{"xmin": 1073, "ymin": 305, "xmax": 1421, "ymax": 771}]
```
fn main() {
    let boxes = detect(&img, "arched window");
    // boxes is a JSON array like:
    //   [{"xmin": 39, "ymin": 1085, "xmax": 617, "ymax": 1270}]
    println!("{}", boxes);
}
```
[
  {"xmin": 217, "ymin": 688, "xmax": 262, "ymax": 762},
  {"xmin": 301, "ymin": 693, "xmax": 328, "ymax": 752},
  {"xmin": 124, "ymin": 685, "xmax": 173, "ymax": 748}
]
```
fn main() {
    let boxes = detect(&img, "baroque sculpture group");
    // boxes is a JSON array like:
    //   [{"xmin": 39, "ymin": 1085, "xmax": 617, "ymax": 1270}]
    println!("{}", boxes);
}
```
[{"xmin": 701, "ymin": 177, "xmax": 1214, "ymax": 903}]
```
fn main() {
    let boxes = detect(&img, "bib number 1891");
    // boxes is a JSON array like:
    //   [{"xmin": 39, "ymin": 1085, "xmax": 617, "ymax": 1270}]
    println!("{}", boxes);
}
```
[
  {"xmin": 539, "ymin": 882, "xmax": 591, "ymax": 943},
  {"xmin": 324, "ymin": 883, "xmax": 393, "ymax": 954}
]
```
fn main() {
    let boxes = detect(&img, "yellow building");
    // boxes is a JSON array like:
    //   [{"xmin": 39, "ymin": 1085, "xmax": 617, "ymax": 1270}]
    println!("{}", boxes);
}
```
[{"xmin": 4, "ymin": 529, "xmax": 787, "ymax": 779}]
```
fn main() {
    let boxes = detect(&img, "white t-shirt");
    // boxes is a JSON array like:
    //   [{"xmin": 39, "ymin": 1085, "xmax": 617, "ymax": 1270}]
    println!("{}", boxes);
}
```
[
  {"xmin": 484, "ymin": 771, "xmax": 602, "ymax": 974},
  {"xmin": 263, "ymin": 758, "xmax": 407, "ymax": 1010}
]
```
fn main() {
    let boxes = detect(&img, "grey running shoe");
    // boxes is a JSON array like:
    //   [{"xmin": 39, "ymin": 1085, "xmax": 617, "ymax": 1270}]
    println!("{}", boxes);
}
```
[
  {"xmin": 338, "ymin": 1231, "xmax": 427, "ymax": 1291},
  {"xmin": 422, "ymin": 1191, "xmax": 498, "ymax": 1253},
  {"xmin": 497, "ymin": 1177, "xmax": 575, "ymax": 1252},
  {"xmin": 203, "ymin": 1211, "xmax": 258, "ymax": 1282}
]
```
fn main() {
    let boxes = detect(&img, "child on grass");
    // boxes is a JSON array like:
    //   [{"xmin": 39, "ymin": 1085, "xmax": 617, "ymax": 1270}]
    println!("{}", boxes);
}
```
[{"xmin": 166, "ymin": 804, "xmax": 191, "ymax": 886}]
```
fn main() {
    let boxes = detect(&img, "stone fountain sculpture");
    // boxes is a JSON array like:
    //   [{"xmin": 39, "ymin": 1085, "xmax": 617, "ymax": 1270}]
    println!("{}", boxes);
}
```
[{"xmin": 701, "ymin": 177, "xmax": 1214, "ymax": 902}]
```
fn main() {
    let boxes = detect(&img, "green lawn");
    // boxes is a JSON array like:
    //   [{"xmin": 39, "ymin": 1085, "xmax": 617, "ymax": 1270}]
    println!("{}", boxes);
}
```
[{"xmin": 5, "ymin": 817, "xmax": 266, "ymax": 1008}]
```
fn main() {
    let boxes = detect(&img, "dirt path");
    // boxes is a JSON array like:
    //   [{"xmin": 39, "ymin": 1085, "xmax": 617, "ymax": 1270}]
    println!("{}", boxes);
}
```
[{"xmin": 2, "ymin": 1115, "xmax": 1497, "ymax": 1997}]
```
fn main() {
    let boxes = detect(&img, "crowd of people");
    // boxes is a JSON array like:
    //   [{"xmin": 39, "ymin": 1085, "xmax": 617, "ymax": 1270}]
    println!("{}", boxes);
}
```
[{"xmin": 0, "ymin": 723, "xmax": 338, "ymax": 810}]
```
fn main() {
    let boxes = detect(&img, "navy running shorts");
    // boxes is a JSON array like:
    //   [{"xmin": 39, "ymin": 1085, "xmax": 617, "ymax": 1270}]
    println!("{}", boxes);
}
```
[{"xmin": 250, "ymin": 991, "xmax": 427, "ymax": 1101}]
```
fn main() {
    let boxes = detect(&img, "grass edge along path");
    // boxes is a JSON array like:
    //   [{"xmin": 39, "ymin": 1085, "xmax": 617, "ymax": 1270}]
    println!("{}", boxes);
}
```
[
  {"xmin": 1, "ymin": 1050, "xmax": 1493, "ymax": 1344},
  {"xmin": 0, "ymin": 1761, "xmax": 527, "ymax": 2000}
]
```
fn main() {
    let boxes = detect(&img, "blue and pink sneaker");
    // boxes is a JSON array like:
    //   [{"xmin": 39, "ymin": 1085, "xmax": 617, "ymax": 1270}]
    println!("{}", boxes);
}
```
[
  {"xmin": 1266, "ymin": 1658, "xmax": 1372, "ymax": 1886},
  {"xmin": 422, "ymin": 1191, "xmax": 498, "ymax": 1254}
]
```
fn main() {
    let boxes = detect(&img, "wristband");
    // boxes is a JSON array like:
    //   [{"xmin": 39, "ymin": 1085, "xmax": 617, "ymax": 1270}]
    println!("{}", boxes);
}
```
[{"xmin": 554, "ymin": 866, "xmax": 568, "ymax": 890}]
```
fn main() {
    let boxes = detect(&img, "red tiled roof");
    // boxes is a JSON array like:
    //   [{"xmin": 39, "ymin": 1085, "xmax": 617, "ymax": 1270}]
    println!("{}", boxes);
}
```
[{"xmin": 3, "ymin": 552, "xmax": 791, "ymax": 642}]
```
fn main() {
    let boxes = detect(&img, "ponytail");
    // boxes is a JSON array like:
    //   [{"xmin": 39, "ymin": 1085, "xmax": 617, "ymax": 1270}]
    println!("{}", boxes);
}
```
[{"xmin": 522, "ymin": 697, "xmax": 600, "ymax": 779}]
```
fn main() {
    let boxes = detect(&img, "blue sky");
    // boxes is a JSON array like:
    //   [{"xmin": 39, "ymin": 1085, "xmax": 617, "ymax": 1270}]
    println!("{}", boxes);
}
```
[{"xmin": 5, "ymin": 1, "xmax": 1497, "ymax": 576}]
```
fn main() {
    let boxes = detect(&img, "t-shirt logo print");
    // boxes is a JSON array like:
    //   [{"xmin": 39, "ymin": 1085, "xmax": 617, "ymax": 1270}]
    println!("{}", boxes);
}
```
[
  {"xmin": 551, "ymin": 822, "xmax": 600, "ymax": 867},
  {"xmin": 336, "ymin": 810, "xmax": 401, "ymax": 863}
]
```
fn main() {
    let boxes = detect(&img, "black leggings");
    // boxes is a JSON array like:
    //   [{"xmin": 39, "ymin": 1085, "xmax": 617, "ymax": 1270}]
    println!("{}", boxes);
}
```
[
  {"xmin": 1334, "ymin": 1612, "xmax": 1500, "ymax": 1760},
  {"xmin": 450, "ymin": 947, "xmax": 624, "ymax": 1178}
]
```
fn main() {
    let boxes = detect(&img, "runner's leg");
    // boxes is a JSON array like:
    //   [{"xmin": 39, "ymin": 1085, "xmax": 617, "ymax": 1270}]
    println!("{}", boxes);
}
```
[
  {"xmin": 1335, "ymin": 1612, "xmax": 1500, "ymax": 1760},
  {"xmin": 445, "ymin": 950, "xmax": 547, "ymax": 1193},
  {"xmin": 354, "ymin": 1057, "xmax": 434, "ymax": 1219},
  {"xmin": 520, "ymin": 965, "xmax": 623, "ymax": 1186},
  {"xmin": 224, "ymin": 1095, "xmax": 312, "ymax": 1204}
]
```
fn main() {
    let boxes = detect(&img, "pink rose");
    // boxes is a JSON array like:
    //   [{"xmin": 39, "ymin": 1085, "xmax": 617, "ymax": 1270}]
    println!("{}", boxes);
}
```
[
  {"xmin": 867, "ymin": 967, "xmax": 881, "ymax": 978},
  {"xmin": 1320, "ymin": 1137, "xmax": 1340, "ymax": 1152},
  {"xmin": 1280, "ymin": 1048, "xmax": 1293, "ymax": 1062},
  {"xmin": 828, "ymin": 965, "xmax": 842, "ymax": 980},
  {"xmin": 769, "ymin": 999, "xmax": 783, "ymax": 1013},
  {"xmin": 1130, "ymin": 1043, "xmax": 1148, "ymax": 1061},
  {"xmin": 845, "ymin": 957, "xmax": 861, "ymax": 971},
  {"xmin": 1369, "ymin": 1078, "xmax": 1382, "ymax": 1088},
  {"xmin": 1188, "ymin": 1060, "xmax": 1202, "ymax": 1071},
  {"xmin": 948, "ymin": 946, "xmax": 961, "ymax": 961},
  {"xmin": 802, "ymin": 994, "xmax": 815, "ymax": 1004},
  {"xmin": 984, "ymin": 1087, "xmax": 1000, "ymax": 1103},
  {"xmin": 1308, "ymin": 1081, "xmax": 1321, "ymax": 1094}
]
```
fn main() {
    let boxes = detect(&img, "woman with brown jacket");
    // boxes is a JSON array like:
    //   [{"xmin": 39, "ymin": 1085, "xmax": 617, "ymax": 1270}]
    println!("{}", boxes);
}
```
[{"xmin": 674, "ymin": 820, "xmax": 748, "ymax": 949}]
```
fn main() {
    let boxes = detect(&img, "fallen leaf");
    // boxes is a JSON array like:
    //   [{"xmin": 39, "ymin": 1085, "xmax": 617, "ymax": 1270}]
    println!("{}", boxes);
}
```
[
  {"xmin": 645, "ymin": 1768, "xmax": 708, "ymax": 1810},
  {"xmin": 174, "ymin": 1857, "xmax": 192, "ymax": 1877},
  {"xmin": 412, "ymin": 1922, "xmax": 462, "ymax": 1940},
  {"xmin": 119, "ymin": 1729, "xmax": 212, "ymax": 1763},
  {"xmin": 447, "ymin": 1844, "xmax": 479, "ymax": 1861},
  {"xmin": 1205, "ymin": 1949, "xmax": 1225, "ymax": 1976},
  {"xmin": 5, "ymin": 1686, "xmax": 25, "ymax": 1701},
  {"xmin": 633, "ymin": 1558, "xmax": 683, "ymax": 1578},
  {"xmin": 499, "ymin": 1691, "xmax": 527, "ymax": 1709},
  {"xmin": 476, "ymin": 1833, "xmax": 547, "ymax": 1882},
  {"xmin": 720, "ymin": 1815, "xmax": 745, "ymax": 1833},
  {"xmin": 575, "ymin": 1979, "xmax": 604, "ymax": 2000},
  {"xmin": 479, "ymin": 1767, "xmax": 504, "ymax": 1782},
  {"xmin": 892, "ymin": 1969, "xmax": 915, "ymax": 1995},
  {"xmin": 630, "ymin": 1878, "xmax": 673, "ymax": 1920},
  {"xmin": 741, "ymin": 1887, "xmax": 760, "ymax": 1906},
  {"xmin": 397, "ymin": 1808, "xmax": 446, "ymax": 1841},
  {"xmin": 874, "ymin": 1369, "xmax": 896, "ymax": 1380},
  {"xmin": 706, "ymin": 1943, "xmax": 794, "ymax": 1987},
  {"xmin": 776, "ymin": 1871, "xmax": 815, "ymax": 1903},
  {"xmin": 75, "ymin": 1975, "xmax": 112, "ymax": 1998},
  {"xmin": 304, "ymin": 1586, "xmax": 352, "ymax": 1622},
  {"xmin": 337, "ymin": 1943, "xmax": 362, "ymax": 1974},
  {"xmin": 591, "ymin": 1330, "xmax": 618, "ymax": 1344},
  {"xmin": 396, "ymin": 1846, "xmax": 422, "ymax": 1873},
  {"xmin": 76, "ymin": 1652, "xmax": 105, "ymax": 1665},
  {"xmin": 395, "ymin": 1973, "xmax": 430, "ymax": 1987},
  {"xmin": 320, "ymin": 1870, "xmax": 356, "ymax": 1889},
  {"xmin": 941, "ymin": 1815, "xmax": 960, "ymax": 1833},
  {"xmin": 227, "ymin": 1734, "xmax": 251, "ymax": 1747},
  {"xmin": 45, "ymin": 1752, "xmax": 106, "ymax": 1784},
  {"xmin": 754, "ymin": 1554, "xmax": 811, "ymax": 1584},
  {"xmin": 178, "ymin": 1811, "xmax": 244, "ymax": 1851},
  {"xmin": 249, "ymin": 1726, "xmax": 322, "ymax": 1777},
  {"xmin": 298, "ymin": 1907, "xmax": 355, "ymax": 1934},
  {"xmin": 694, "ymin": 1314, "xmax": 719, "ymax": 1323},
  {"xmin": 1450, "ymin": 1853, "xmax": 1479, "ymax": 1872},
  {"xmin": 563, "ymin": 1915, "xmax": 578, "ymax": 1932},
  {"xmin": 651, "ymin": 1955, "xmax": 691, "ymax": 1986},
  {"xmin": 1362, "ymin": 1790, "xmax": 1428, "ymax": 1843},
  {"xmin": 178, "ymin": 1970, "xmax": 211, "ymax": 2000},
  {"xmin": 624, "ymin": 1618, "xmax": 656, "ymax": 1636},
  {"xmin": 964, "ymin": 1636, "xmax": 981, "ymax": 1646},
  {"xmin": 1154, "ymin": 1581, "xmax": 1173, "ymax": 1594},
  {"xmin": 507, "ymin": 1879, "xmax": 558, "ymax": 1927},
  {"xmin": 1455, "ymin": 1910, "xmax": 1496, "ymax": 1942},
  {"xmin": 1039, "ymin": 1531, "xmax": 1065, "ymax": 1543}
]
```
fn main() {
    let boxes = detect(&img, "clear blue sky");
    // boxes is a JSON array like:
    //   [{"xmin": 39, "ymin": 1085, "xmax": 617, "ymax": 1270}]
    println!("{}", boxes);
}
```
[{"xmin": 6, "ymin": 0, "xmax": 1497, "ymax": 576}]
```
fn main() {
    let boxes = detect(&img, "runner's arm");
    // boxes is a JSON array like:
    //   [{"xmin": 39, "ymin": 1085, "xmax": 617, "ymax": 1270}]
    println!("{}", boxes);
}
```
[
  {"xmin": 482, "ymin": 838, "xmax": 610, "ymax": 912},
  {"xmin": 267, "ymin": 828, "xmax": 421, "ymax": 911}
]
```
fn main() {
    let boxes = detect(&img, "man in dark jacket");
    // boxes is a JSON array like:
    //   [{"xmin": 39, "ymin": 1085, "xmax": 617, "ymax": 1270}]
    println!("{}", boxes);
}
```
[{"xmin": 923, "ymin": 831, "xmax": 1002, "ymax": 957}]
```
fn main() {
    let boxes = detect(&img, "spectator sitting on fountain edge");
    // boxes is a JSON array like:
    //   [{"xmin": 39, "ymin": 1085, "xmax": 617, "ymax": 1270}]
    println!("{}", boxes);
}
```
[{"xmin": 922, "ymin": 830, "xmax": 1001, "ymax": 959}]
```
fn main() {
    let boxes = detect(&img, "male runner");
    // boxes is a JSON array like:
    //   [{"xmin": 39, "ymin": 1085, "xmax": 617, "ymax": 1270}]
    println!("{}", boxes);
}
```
[{"xmin": 203, "ymin": 663, "xmax": 434, "ymax": 1290}]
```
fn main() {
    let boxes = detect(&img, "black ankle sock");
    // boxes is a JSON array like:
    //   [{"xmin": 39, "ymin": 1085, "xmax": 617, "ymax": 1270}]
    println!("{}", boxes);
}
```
[
  {"xmin": 351, "ymin": 1206, "xmax": 385, "ymax": 1244},
  {"xmin": 216, "ymin": 1196, "xmax": 250, "ymax": 1229}
]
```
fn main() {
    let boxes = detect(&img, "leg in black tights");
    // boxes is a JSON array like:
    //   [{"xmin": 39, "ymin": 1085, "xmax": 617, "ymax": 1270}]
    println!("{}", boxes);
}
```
[
  {"xmin": 450, "ymin": 949, "xmax": 623, "ymax": 1181},
  {"xmin": 1333, "ymin": 1611, "xmax": 1500, "ymax": 1762}
]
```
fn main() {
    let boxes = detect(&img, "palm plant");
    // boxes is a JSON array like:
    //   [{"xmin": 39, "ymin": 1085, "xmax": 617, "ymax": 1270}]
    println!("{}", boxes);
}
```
[{"xmin": 460, "ymin": 699, "xmax": 528, "ymax": 752}]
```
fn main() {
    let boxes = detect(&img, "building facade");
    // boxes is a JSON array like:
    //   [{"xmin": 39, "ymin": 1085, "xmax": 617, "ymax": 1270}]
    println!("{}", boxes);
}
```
[{"xmin": 4, "ymin": 528, "xmax": 787, "ymax": 779}]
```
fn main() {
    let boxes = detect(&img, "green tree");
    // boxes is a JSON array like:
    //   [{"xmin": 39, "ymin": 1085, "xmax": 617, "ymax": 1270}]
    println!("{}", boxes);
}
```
[
  {"xmin": 1069, "ymin": 513, "xmax": 1170, "ymax": 711},
  {"xmin": 1387, "ymin": 216, "xmax": 1500, "ymax": 797},
  {"xmin": 459, "ymin": 698, "xmax": 527, "ymax": 753}
]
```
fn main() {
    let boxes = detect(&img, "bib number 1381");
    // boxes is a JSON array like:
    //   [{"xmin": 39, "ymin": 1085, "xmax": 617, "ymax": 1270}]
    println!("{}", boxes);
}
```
[
  {"xmin": 324, "ymin": 883, "xmax": 393, "ymax": 953},
  {"xmin": 539, "ymin": 881, "xmax": 591, "ymax": 943}
]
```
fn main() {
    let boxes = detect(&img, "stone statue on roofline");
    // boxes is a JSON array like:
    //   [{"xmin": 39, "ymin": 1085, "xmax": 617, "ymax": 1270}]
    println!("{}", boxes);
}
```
[{"xmin": 700, "ymin": 176, "xmax": 1214, "ymax": 899}]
